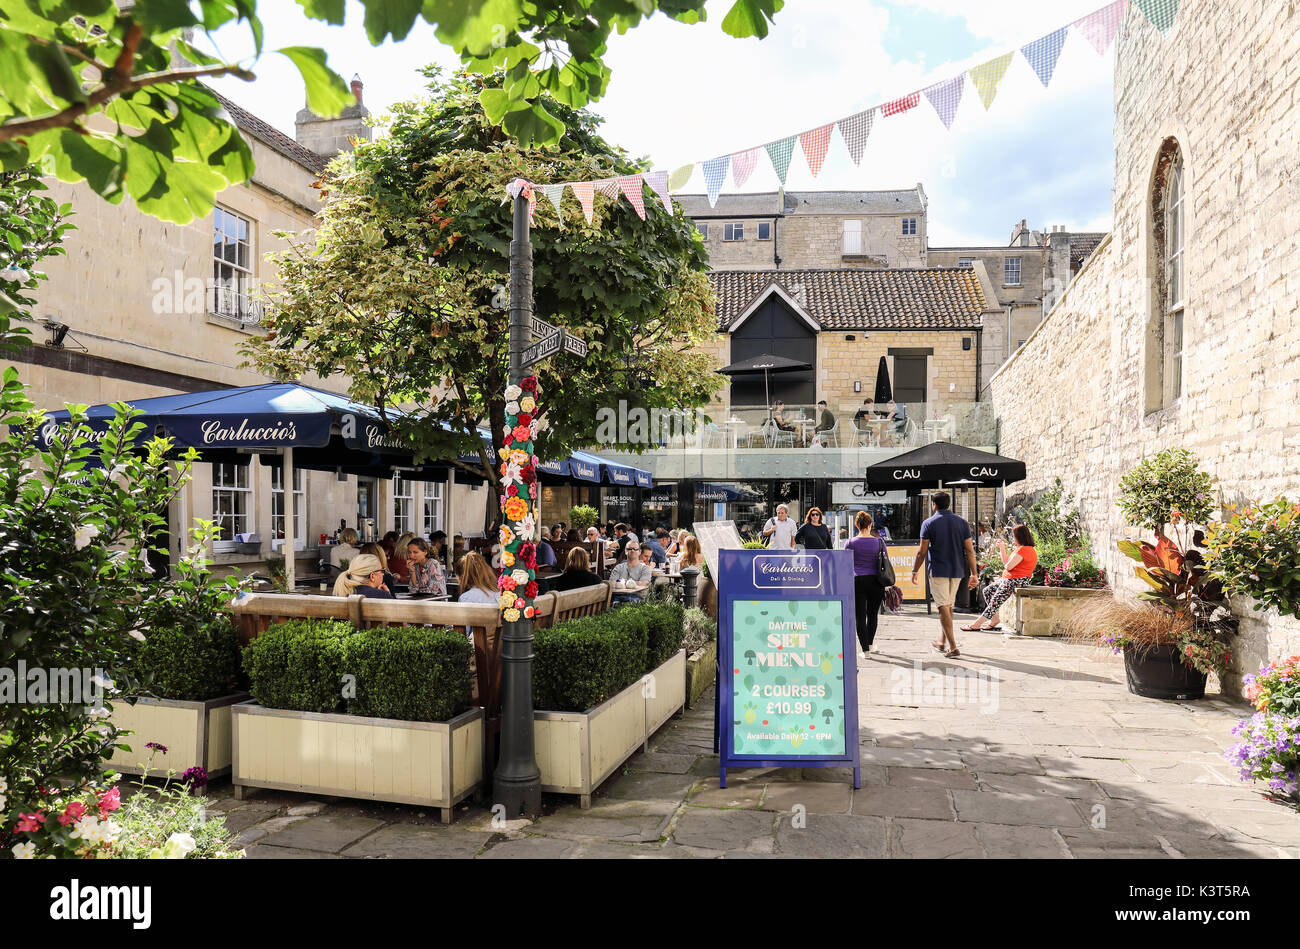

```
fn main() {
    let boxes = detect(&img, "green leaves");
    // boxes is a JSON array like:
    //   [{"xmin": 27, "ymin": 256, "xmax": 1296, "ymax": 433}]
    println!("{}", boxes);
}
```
[
  {"xmin": 278, "ymin": 45, "xmax": 353, "ymax": 117},
  {"xmin": 721, "ymin": 0, "xmax": 784, "ymax": 38}
]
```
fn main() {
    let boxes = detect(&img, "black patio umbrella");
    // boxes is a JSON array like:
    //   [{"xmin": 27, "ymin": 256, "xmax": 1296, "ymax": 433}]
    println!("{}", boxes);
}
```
[
  {"xmin": 873, "ymin": 356, "xmax": 892, "ymax": 404},
  {"xmin": 716, "ymin": 353, "xmax": 813, "ymax": 414},
  {"xmin": 865, "ymin": 441, "xmax": 1027, "ymax": 491}
]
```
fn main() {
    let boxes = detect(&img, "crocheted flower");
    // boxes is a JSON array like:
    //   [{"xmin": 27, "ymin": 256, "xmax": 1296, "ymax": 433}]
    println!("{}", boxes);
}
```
[
  {"xmin": 519, "ymin": 396, "xmax": 536, "ymax": 413},
  {"xmin": 499, "ymin": 526, "xmax": 514, "ymax": 546},
  {"xmin": 502, "ymin": 551, "xmax": 515, "ymax": 567},
  {"xmin": 518, "ymin": 412, "xmax": 532, "ymax": 427},
  {"xmin": 505, "ymin": 384, "xmax": 522, "ymax": 401},
  {"xmin": 510, "ymin": 569, "xmax": 530, "ymax": 586},
  {"xmin": 499, "ymin": 575, "xmax": 517, "ymax": 592},
  {"xmin": 503, "ymin": 608, "xmax": 521, "ymax": 622},
  {"xmin": 498, "ymin": 592, "xmax": 517, "ymax": 610},
  {"xmin": 505, "ymin": 401, "xmax": 520, "ymax": 416},
  {"xmin": 503, "ymin": 497, "xmax": 529, "ymax": 522},
  {"xmin": 521, "ymin": 376, "xmax": 538, "ymax": 394},
  {"xmin": 521, "ymin": 465, "xmax": 537, "ymax": 484},
  {"xmin": 512, "ymin": 425, "xmax": 531, "ymax": 443},
  {"xmin": 525, "ymin": 581, "xmax": 538, "ymax": 598}
]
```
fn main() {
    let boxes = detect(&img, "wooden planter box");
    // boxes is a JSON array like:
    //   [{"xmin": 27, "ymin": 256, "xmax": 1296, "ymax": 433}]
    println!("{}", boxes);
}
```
[
  {"xmin": 231, "ymin": 703, "xmax": 484, "ymax": 824},
  {"xmin": 534, "ymin": 649, "xmax": 686, "ymax": 808},
  {"xmin": 685, "ymin": 640, "xmax": 717, "ymax": 710},
  {"xmin": 107, "ymin": 693, "xmax": 248, "ymax": 779},
  {"xmin": 1011, "ymin": 585, "xmax": 1110, "ymax": 637}
]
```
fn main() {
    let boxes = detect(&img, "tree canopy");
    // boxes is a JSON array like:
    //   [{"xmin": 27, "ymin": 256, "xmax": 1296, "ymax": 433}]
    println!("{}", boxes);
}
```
[
  {"xmin": 242, "ymin": 70, "xmax": 719, "ymax": 516},
  {"xmin": 0, "ymin": 0, "xmax": 781, "ymax": 223}
]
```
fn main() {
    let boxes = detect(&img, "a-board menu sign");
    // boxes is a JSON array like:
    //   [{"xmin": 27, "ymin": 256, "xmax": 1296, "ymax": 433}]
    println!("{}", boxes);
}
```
[{"xmin": 717, "ymin": 548, "xmax": 860, "ymax": 789}]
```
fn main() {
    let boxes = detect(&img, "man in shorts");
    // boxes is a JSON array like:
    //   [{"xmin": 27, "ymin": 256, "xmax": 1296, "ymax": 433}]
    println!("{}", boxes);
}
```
[{"xmin": 911, "ymin": 491, "xmax": 978, "ymax": 658}]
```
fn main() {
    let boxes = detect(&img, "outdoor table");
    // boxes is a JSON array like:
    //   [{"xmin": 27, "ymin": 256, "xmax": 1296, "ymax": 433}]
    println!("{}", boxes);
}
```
[{"xmin": 723, "ymin": 417, "xmax": 745, "ymax": 449}]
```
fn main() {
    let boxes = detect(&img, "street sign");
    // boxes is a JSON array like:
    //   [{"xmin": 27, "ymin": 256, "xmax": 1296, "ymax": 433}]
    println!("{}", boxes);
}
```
[
  {"xmin": 562, "ymin": 333, "xmax": 588, "ymax": 357},
  {"xmin": 716, "ymin": 548, "xmax": 860, "ymax": 789},
  {"xmin": 521, "ymin": 330, "xmax": 563, "ymax": 369},
  {"xmin": 531, "ymin": 315, "xmax": 558, "ymax": 340}
]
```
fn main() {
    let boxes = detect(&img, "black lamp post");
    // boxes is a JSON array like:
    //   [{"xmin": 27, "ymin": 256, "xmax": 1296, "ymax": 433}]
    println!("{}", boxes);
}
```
[{"xmin": 492, "ymin": 187, "xmax": 543, "ymax": 818}]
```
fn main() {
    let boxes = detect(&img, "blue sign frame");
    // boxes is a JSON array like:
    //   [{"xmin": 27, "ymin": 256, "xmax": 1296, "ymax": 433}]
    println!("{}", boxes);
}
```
[{"xmin": 716, "ymin": 549, "xmax": 860, "ymax": 789}]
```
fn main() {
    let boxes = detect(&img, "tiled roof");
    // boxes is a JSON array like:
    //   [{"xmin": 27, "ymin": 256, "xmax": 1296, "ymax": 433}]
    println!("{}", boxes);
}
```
[
  {"xmin": 1068, "ymin": 233, "xmax": 1107, "ymax": 269},
  {"xmin": 210, "ymin": 87, "xmax": 329, "ymax": 175},
  {"xmin": 677, "ymin": 188, "xmax": 924, "ymax": 218},
  {"xmin": 711, "ymin": 268, "xmax": 991, "ymax": 332}
]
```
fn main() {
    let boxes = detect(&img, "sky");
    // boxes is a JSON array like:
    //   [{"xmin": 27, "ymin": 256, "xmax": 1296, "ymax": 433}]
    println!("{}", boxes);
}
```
[{"xmin": 204, "ymin": 0, "xmax": 1119, "ymax": 246}]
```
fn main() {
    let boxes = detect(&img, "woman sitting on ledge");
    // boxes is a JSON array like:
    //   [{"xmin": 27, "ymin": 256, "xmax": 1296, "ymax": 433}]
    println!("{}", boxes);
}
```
[
  {"xmin": 332, "ymin": 554, "xmax": 393, "ymax": 599},
  {"xmin": 963, "ymin": 525, "xmax": 1037, "ymax": 633}
]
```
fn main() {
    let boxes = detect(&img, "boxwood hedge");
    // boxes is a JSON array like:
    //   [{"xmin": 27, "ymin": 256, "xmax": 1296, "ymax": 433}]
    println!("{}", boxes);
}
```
[
  {"xmin": 533, "ymin": 602, "xmax": 685, "ymax": 713},
  {"xmin": 132, "ymin": 617, "xmax": 244, "ymax": 701},
  {"xmin": 241, "ymin": 620, "xmax": 471, "ymax": 722}
]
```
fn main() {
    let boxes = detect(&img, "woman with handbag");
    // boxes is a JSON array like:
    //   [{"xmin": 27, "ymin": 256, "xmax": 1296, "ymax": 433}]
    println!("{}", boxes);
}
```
[{"xmin": 845, "ymin": 511, "xmax": 892, "ymax": 654}]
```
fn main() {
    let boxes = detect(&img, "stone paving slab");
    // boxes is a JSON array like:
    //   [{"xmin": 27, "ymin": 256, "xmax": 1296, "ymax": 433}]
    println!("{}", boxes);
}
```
[{"xmin": 211, "ymin": 608, "xmax": 1297, "ymax": 859}]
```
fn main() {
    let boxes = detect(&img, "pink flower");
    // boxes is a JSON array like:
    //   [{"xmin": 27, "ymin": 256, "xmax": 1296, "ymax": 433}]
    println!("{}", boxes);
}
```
[
  {"xmin": 16, "ymin": 812, "xmax": 45, "ymax": 833},
  {"xmin": 59, "ymin": 801, "xmax": 87, "ymax": 826},
  {"xmin": 97, "ymin": 786, "xmax": 120, "ymax": 818}
]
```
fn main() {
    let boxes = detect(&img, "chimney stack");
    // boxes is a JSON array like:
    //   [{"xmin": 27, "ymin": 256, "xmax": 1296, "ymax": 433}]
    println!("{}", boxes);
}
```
[{"xmin": 295, "ymin": 71, "xmax": 371, "ymax": 159}]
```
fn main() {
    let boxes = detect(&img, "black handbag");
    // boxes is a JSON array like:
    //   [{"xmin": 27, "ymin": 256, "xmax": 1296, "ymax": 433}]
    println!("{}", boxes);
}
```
[{"xmin": 876, "ymin": 538, "xmax": 895, "ymax": 586}]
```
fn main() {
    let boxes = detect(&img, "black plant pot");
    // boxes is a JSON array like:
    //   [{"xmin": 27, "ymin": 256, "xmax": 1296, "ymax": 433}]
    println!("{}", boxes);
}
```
[{"xmin": 1122, "ymin": 643, "xmax": 1207, "ymax": 700}]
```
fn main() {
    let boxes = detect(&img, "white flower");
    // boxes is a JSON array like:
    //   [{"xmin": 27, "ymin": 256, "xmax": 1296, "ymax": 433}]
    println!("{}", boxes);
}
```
[
  {"xmin": 505, "ymin": 401, "xmax": 520, "ymax": 416},
  {"xmin": 128, "ymin": 629, "xmax": 146, "ymax": 642},
  {"xmin": 0, "ymin": 793, "xmax": 6, "ymax": 810},
  {"xmin": 502, "ymin": 461, "xmax": 522, "ymax": 485},
  {"xmin": 511, "ymin": 569, "xmax": 530, "ymax": 586},
  {"xmin": 504, "ymin": 384, "xmax": 522, "ymax": 401},
  {"xmin": 0, "ymin": 776, "xmax": 7, "ymax": 793},
  {"xmin": 11, "ymin": 842, "xmax": 35, "ymax": 859},
  {"xmin": 148, "ymin": 847, "xmax": 165, "ymax": 859},
  {"xmin": 162, "ymin": 832, "xmax": 196, "ymax": 859},
  {"xmin": 517, "ymin": 514, "xmax": 535, "ymax": 541},
  {"xmin": 73, "ymin": 524, "xmax": 100, "ymax": 550}
]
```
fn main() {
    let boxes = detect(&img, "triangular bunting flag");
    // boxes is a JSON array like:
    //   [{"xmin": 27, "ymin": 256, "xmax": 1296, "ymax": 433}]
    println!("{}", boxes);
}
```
[
  {"xmin": 731, "ymin": 148, "xmax": 760, "ymax": 189},
  {"xmin": 571, "ymin": 180, "xmax": 594, "ymax": 224},
  {"xmin": 1075, "ymin": 0, "xmax": 1127, "ymax": 55},
  {"xmin": 880, "ymin": 92, "xmax": 920, "ymax": 117},
  {"xmin": 668, "ymin": 164, "xmax": 694, "ymax": 192},
  {"xmin": 969, "ymin": 51, "xmax": 1015, "ymax": 110},
  {"xmin": 798, "ymin": 124, "xmax": 834, "ymax": 178},
  {"xmin": 702, "ymin": 155, "xmax": 731, "ymax": 207},
  {"xmin": 539, "ymin": 184, "xmax": 566, "ymax": 227},
  {"xmin": 837, "ymin": 109, "xmax": 874, "ymax": 166},
  {"xmin": 1021, "ymin": 27, "xmax": 1068, "ymax": 87},
  {"xmin": 765, "ymin": 136, "xmax": 796, "ymax": 187},
  {"xmin": 1133, "ymin": 0, "xmax": 1176, "ymax": 35},
  {"xmin": 616, "ymin": 175, "xmax": 646, "ymax": 219},
  {"xmin": 922, "ymin": 75, "xmax": 964, "ymax": 131},
  {"xmin": 594, "ymin": 178, "xmax": 622, "ymax": 201},
  {"xmin": 644, "ymin": 170, "xmax": 672, "ymax": 215}
]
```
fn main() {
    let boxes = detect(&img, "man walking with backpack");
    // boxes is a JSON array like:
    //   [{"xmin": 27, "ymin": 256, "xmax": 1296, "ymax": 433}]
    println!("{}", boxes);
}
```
[{"xmin": 910, "ymin": 491, "xmax": 978, "ymax": 658}]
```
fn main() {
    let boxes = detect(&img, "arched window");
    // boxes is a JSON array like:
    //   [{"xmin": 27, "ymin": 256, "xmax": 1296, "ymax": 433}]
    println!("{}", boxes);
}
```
[{"xmin": 1147, "ymin": 139, "xmax": 1185, "ymax": 411}]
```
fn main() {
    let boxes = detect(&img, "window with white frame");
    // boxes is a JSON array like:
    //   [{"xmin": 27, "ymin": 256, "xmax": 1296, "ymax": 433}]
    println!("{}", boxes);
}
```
[
  {"xmin": 723, "ymin": 222, "xmax": 744, "ymax": 242},
  {"xmin": 958, "ymin": 257, "xmax": 975, "ymax": 268},
  {"xmin": 423, "ymin": 481, "xmax": 444, "ymax": 538},
  {"xmin": 1004, "ymin": 256, "xmax": 1022, "ymax": 285},
  {"xmin": 756, "ymin": 221, "xmax": 772, "ymax": 241},
  {"xmin": 901, "ymin": 217, "xmax": 917, "ymax": 236},
  {"xmin": 842, "ymin": 219, "xmax": 862, "ymax": 255},
  {"xmin": 393, "ymin": 475, "xmax": 414, "ymax": 535},
  {"xmin": 212, "ymin": 463, "xmax": 251, "ymax": 544},
  {"xmin": 1166, "ymin": 153, "xmax": 1185, "ymax": 403},
  {"xmin": 211, "ymin": 207, "xmax": 256, "ymax": 322},
  {"xmin": 271, "ymin": 465, "xmax": 304, "ymax": 550}
]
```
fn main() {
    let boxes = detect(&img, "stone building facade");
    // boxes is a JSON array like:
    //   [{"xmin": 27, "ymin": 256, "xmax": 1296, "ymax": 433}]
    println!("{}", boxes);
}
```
[
  {"xmin": 677, "ymin": 187, "xmax": 928, "ymax": 272},
  {"xmin": 9, "ymin": 80, "xmax": 485, "ymax": 573},
  {"xmin": 988, "ymin": 0, "xmax": 1300, "ymax": 693}
]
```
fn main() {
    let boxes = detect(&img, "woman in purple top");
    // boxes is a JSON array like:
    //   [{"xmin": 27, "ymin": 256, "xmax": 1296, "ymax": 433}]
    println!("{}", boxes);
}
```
[{"xmin": 845, "ymin": 511, "xmax": 888, "ymax": 653}]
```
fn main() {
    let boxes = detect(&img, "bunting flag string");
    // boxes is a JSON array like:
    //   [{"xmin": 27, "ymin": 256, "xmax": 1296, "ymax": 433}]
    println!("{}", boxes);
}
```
[
  {"xmin": 764, "ymin": 136, "xmax": 796, "ymax": 187},
  {"xmin": 731, "ymin": 147, "xmax": 761, "ymax": 189},
  {"xmin": 836, "ymin": 109, "xmax": 874, "ymax": 166},
  {"xmin": 1022, "ymin": 27, "xmax": 1068, "ymax": 87},
  {"xmin": 799, "ymin": 124, "xmax": 834, "ymax": 178},
  {"xmin": 969, "ymin": 51, "xmax": 1015, "ymax": 110},
  {"xmin": 923, "ymin": 76, "xmax": 964, "ymax": 131},
  {"xmin": 513, "ymin": 0, "xmax": 1181, "ymax": 230}
]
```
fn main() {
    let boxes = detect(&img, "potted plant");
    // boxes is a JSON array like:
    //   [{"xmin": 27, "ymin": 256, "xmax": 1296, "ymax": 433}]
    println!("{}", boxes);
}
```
[
  {"xmin": 1225, "ymin": 656, "xmax": 1299, "ymax": 809},
  {"xmin": 234, "ymin": 620, "xmax": 482, "ymax": 823},
  {"xmin": 567, "ymin": 504, "xmax": 599, "ymax": 534},
  {"xmin": 1203, "ymin": 497, "xmax": 1300, "ymax": 621},
  {"xmin": 532, "ymin": 602, "xmax": 686, "ymax": 807}
]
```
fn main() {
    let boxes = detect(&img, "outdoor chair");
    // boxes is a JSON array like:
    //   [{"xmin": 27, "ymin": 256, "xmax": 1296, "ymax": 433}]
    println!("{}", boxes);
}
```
[
  {"xmin": 811, "ymin": 419, "xmax": 840, "ymax": 448},
  {"xmin": 770, "ymin": 424, "xmax": 795, "ymax": 449},
  {"xmin": 853, "ymin": 423, "xmax": 878, "ymax": 448},
  {"xmin": 747, "ymin": 419, "xmax": 775, "ymax": 448},
  {"xmin": 698, "ymin": 423, "xmax": 726, "ymax": 449}
]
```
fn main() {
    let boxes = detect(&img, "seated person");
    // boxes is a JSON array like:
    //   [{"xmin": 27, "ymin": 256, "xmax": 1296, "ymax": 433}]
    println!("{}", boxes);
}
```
[
  {"xmin": 811, "ymin": 400, "xmax": 835, "ymax": 446},
  {"xmin": 332, "ymin": 554, "xmax": 393, "ymax": 599},
  {"xmin": 455, "ymin": 551, "xmax": 499, "ymax": 640},
  {"xmin": 328, "ymin": 527, "xmax": 360, "ymax": 570},
  {"xmin": 359, "ymin": 543, "xmax": 398, "ymax": 592},
  {"xmin": 642, "ymin": 528, "xmax": 669, "ymax": 566},
  {"xmin": 610, "ymin": 541, "xmax": 651, "ymax": 604},
  {"xmin": 535, "ymin": 533, "xmax": 558, "ymax": 569},
  {"xmin": 405, "ymin": 537, "xmax": 447, "ymax": 596},
  {"xmin": 390, "ymin": 531, "xmax": 416, "ymax": 582},
  {"xmin": 552, "ymin": 546, "xmax": 603, "ymax": 592},
  {"xmin": 771, "ymin": 400, "xmax": 795, "ymax": 435}
]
